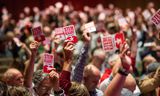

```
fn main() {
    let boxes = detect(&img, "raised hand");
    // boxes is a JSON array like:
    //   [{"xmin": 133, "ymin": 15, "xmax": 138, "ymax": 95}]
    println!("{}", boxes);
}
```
[
  {"xmin": 81, "ymin": 25, "xmax": 91, "ymax": 43},
  {"xmin": 63, "ymin": 41, "xmax": 75, "ymax": 62},
  {"xmin": 49, "ymin": 69, "xmax": 60, "ymax": 90},
  {"xmin": 119, "ymin": 42, "xmax": 131, "ymax": 71},
  {"xmin": 82, "ymin": 29, "xmax": 91, "ymax": 43},
  {"xmin": 29, "ymin": 41, "xmax": 40, "ymax": 53}
]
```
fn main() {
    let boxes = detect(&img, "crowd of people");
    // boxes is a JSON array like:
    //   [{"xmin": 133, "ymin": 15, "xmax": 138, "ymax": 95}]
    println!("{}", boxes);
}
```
[{"xmin": 0, "ymin": 1, "xmax": 160, "ymax": 96}]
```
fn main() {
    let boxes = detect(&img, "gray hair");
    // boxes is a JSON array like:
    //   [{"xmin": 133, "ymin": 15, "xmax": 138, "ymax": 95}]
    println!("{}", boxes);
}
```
[{"xmin": 33, "ymin": 70, "xmax": 49, "ymax": 87}]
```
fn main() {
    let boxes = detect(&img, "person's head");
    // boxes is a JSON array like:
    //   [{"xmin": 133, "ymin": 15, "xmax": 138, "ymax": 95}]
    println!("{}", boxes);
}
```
[
  {"xmin": 83, "ymin": 64, "xmax": 101, "ymax": 91},
  {"xmin": 43, "ymin": 26, "xmax": 51, "ymax": 37},
  {"xmin": 33, "ymin": 70, "xmax": 53, "ymax": 96},
  {"xmin": 108, "ymin": 54, "xmax": 121, "ymax": 68},
  {"xmin": 142, "ymin": 55, "xmax": 157, "ymax": 73},
  {"xmin": 24, "ymin": 6, "xmax": 30, "ymax": 15},
  {"xmin": 68, "ymin": 82, "xmax": 90, "ymax": 96},
  {"xmin": 7, "ymin": 86, "xmax": 31, "ymax": 96},
  {"xmin": 92, "ymin": 48, "xmax": 106, "ymax": 69},
  {"xmin": 2, "ymin": 68, "xmax": 24, "ymax": 86},
  {"xmin": 147, "ymin": 2, "xmax": 155, "ymax": 9}
]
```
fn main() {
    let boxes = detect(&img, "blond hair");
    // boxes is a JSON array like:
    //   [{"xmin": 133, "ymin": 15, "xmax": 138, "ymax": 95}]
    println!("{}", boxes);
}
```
[{"xmin": 68, "ymin": 82, "xmax": 90, "ymax": 96}]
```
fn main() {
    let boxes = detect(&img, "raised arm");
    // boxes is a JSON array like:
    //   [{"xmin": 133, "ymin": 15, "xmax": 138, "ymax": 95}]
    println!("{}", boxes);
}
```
[
  {"xmin": 59, "ymin": 41, "xmax": 75, "ymax": 94},
  {"xmin": 72, "ymin": 29, "xmax": 91, "ymax": 82},
  {"xmin": 21, "ymin": 43, "xmax": 32, "ymax": 59},
  {"xmin": 24, "ymin": 41, "xmax": 39, "ymax": 88},
  {"xmin": 105, "ymin": 43, "xmax": 131, "ymax": 96}
]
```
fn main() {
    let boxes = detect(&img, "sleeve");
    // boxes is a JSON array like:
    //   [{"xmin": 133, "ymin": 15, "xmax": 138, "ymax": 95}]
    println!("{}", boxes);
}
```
[
  {"xmin": 53, "ymin": 88, "xmax": 65, "ymax": 96},
  {"xmin": 59, "ymin": 70, "xmax": 72, "ymax": 94},
  {"xmin": 99, "ymin": 74, "xmax": 113, "ymax": 92},
  {"xmin": 72, "ymin": 43, "xmax": 89, "ymax": 83}
]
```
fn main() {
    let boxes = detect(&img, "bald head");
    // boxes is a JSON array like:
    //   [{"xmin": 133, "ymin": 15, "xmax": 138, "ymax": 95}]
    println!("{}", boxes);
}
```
[
  {"xmin": 83, "ymin": 64, "xmax": 101, "ymax": 91},
  {"xmin": 92, "ymin": 48, "xmax": 106, "ymax": 69},
  {"xmin": 108, "ymin": 54, "xmax": 121, "ymax": 68},
  {"xmin": 93, "ymin": 48, "xmax": 106, "ymax": 58},
  {"xmin": 3, "ymin": 68, "xmax": 24, "ymax": 86},
  {"xmin": 84, "ymin": 64, "xmax": 101, "ymax": 77}
]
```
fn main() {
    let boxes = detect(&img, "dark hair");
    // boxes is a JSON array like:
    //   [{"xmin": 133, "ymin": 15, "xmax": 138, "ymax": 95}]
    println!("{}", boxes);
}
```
[{"xmin": 0, "ymin": 81, "xmax": 8, "ymax": 96}]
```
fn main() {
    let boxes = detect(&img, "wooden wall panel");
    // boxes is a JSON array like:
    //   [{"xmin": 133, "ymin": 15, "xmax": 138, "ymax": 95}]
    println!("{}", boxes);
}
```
[{"xmin": 0, "ymin": 0, "xmax": 160, "ymax": 20}]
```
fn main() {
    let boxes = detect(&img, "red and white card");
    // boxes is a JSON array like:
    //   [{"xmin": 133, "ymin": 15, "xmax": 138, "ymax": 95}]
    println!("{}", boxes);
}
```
[
  {"xmin": 65, "ymin": 35, "xmax": 78, "ymax": 44},
  {"xmin": 63, "ymin": 25, "xmax": 76, "ymax": 38},
  {"xmin": 84, "ymin": 21, "xmax": 96, "ymax": 32},
  {"xmin": 114, "ymin": 33, "xmax": 125, "ymax": 49},
  {"xmin": 32, "ymin": 26, "xmax": 45, "ymax": 42},
  {"xmin": 43, "ymin": 53, "xmax": 54, "ymax": 73},
  {"xmin": 54, "ymin": 27, "xmax": 65, "ymax": 40},
  {"xmin": 101, "ymin": 35, "xmax": 115, "ymax": 52},
  {"xmin": 101, "ymin": 33, "xmax": 125, "ymax": 52},
  {"xmin": 54, "ymin": 25, "xmax": 78, "ymax": 44},
  {"xmin": 151, "ymin": 9, "xmax": 160, "ymax": 28}
]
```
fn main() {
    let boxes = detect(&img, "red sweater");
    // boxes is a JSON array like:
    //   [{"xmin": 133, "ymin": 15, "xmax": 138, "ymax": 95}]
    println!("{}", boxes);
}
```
[{"xmin": 59, "ymin": 70, "xmax": 72, "ymax": 94}]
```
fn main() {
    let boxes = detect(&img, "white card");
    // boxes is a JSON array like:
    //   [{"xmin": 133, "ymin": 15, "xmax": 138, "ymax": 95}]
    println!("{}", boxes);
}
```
[
  {"xmin": 84, "ymin": 21, "xmax": 96, "ymax": 32},
  {"xmin": 142, "ymin": 10, "xmax": 151, "ymax": 20}
]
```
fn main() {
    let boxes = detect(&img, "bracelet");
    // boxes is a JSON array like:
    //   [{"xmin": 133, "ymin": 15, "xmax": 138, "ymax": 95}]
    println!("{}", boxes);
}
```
[
  {"xmin": 118, "ymin": 67, "xmax": 129, "ymax": 76},
  {"xmin": 54, "ymin": 88, "xmax": 64, "ymax": 95}
]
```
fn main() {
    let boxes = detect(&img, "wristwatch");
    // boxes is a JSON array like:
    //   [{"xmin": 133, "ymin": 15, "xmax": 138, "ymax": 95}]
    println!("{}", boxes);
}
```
[{"xmin": 118, "ymin": 67, "xmax": 129, "ymax": 76}]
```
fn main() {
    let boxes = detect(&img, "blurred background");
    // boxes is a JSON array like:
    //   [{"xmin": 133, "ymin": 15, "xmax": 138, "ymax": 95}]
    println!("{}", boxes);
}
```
[
  {"xmin": 0, "ymin": 0, "xmax": 160, "ymax": 20},
  {"xmin": 0, "ymin": 0, "xmax": 160, "ymax": 84}
]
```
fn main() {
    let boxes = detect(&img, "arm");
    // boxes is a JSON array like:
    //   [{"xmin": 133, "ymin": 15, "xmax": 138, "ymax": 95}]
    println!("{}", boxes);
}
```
[
  {"xmin": 105, "ymin": 43, "xmax": 131, "ymax": 96},
  {"xmin": 49, "ymin": 70, "xmax": 65, "ymax": 96},
  {"xmin": 130, "ymin": 27, "xmax": 138, "ymax": 58},
  {"xmin": 24, "ymin": 41, "xmax": 39, "ymax": 88},
  {"xmin": 105, "ymin": 72, "xmax": 127, "ymax": 96},
  {"xmin": 72, "ymin": 29, "xmax": 91, "ymax": 82},
  {"xmin": 59, "ymin": 42, "xmax": 74, "ymax": 94},
  {"xmin": 21, "ymin": 43, "xmax": 32, "ymax": 58}
]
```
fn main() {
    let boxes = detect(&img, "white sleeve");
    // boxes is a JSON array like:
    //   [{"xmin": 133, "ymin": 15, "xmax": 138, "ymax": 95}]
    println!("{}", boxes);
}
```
[{"xmin": 99, "ymin": 74, "xmax": 113, "ymax": 92}]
